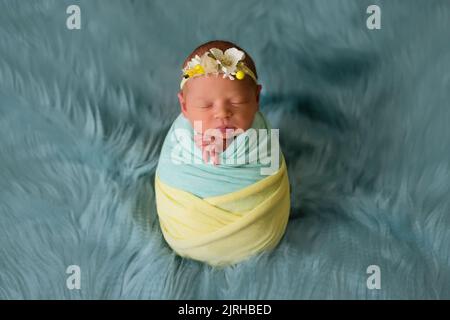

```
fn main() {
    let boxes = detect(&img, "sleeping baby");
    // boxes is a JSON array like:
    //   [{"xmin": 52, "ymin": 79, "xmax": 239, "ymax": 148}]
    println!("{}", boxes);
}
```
[{"xmin": 155, "ymin": 40, "xmax": 290, "ymax": 267}]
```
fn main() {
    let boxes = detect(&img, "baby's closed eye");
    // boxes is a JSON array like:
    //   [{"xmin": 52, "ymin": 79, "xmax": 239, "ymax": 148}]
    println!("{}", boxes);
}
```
[
  {"xmin": 231, "ymin": 100, "xmax": 249, "ymax": 105},
  {"xmin": 197, "ymin": 104, "xmax": 213, "ymax": 109}
]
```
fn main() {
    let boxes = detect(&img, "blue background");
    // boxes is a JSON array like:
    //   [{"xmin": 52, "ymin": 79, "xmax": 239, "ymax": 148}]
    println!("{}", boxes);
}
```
[{"xmin": 0, "ymin": 0, "xmax": 449, "ymax": 299}]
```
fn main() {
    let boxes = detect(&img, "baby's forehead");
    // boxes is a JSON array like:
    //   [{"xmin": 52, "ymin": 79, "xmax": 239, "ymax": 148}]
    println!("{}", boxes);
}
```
[
  {"xmin": 186, "ymin": 87, "xmax": 252, "ymax": 102},
  {"xmin": 184, "ymin": 75, "xmax": 254, "ymax": 97}
]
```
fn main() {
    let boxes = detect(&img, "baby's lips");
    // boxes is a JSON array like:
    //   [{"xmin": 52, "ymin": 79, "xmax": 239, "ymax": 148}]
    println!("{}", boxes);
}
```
[{"xmin": 216, "ymin": 126, "xmax": 236, "ymax": 135}]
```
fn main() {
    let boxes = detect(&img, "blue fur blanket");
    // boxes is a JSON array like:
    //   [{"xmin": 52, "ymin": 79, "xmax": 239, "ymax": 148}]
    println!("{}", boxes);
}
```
[{"xmin": 1, "ymin": 0, "xmax": 449, "ymax": 299}]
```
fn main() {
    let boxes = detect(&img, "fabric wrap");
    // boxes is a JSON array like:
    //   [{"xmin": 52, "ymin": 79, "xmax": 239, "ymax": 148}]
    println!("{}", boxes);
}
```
[
  {"xmin": 155, "ymin": 111, "xmax": 290, "ymax": 266},
  {"xmin": 156, "ymin": 111, "xmax": 281, "ymax": 198},
  {"xmin": 155, "ymin": 155, "xmax": 290, "ymax": 267}
]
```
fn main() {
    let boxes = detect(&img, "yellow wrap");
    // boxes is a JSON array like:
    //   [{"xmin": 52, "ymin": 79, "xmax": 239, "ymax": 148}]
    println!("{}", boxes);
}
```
[{"xmin": 154, "ymin": 157, "xmax": 291, "ymax": 267}]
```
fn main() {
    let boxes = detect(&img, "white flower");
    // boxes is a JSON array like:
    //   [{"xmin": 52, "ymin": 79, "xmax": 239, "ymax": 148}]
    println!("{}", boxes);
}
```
[
  {"xmin": 185, "ymin": 54, "xmax": 201, "ymax": 71},
  {"xmin": 200, "ymin": 53, "xmax": 219, "ymax": 74},
  {"xmin": 209, "ymin": 47, "xmax": 245, "ymax": 76},
  {"xmin": 181, "ymin": 47, "xmax": 248, "ymax": 85},
  {"xmin": 183, "ymin": 52, "xmax": 220, "ymax": 76},
  {"xmin": 222, "ymin": 73, "xmax": 235, "ymax": 80}
]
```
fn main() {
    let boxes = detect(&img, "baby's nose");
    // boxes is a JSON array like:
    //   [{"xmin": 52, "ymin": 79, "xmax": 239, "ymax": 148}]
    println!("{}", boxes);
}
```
[{"xmin": 214, "ymin": 103, "xmax": 232, "ymax": 119}]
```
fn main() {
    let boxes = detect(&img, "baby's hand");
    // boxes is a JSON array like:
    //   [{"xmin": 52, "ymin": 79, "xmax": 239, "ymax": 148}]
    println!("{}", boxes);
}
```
[
  {"xmin": 202, "ymin": 142, "xmax": 220, "ymax": 165},
  {"xmin": 194, "ymin": 132, "xmax": 226, "ymax": 166}
]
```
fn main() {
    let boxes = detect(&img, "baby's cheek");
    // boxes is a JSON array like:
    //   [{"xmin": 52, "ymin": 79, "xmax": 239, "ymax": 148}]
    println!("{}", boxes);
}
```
[
  {"xmin": 192, "ymin": 118, "xmax": 215, "ymax": 134},
  {"xmin": 239, "ymin": 114, "xmax": 256, "ymax": 131}
]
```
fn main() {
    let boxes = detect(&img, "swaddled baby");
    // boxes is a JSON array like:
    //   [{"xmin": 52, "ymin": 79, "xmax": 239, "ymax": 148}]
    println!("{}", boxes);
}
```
[{"xmin": 155, "ymin": 40, "xmax": 291, "ymax": 267}]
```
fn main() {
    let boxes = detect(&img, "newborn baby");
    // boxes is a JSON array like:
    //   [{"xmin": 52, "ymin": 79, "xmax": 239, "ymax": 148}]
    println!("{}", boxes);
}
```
[
  {"xmin": 155, "ymin": 40, "xmax": 290, "ymax": 267},
  {"xmin": 178, "ymin": 44, "xmax": 262, "ymax": 166}
]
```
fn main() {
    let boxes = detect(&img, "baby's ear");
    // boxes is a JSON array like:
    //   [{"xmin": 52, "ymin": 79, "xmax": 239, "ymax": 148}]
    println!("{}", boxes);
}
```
[
  {"xmin": 255, "ymin": 84, "xmax": 262, "ymax": 105},
  {"xmin": 178, "ymin": 91, "xmax": 188, "ymax": 116}
]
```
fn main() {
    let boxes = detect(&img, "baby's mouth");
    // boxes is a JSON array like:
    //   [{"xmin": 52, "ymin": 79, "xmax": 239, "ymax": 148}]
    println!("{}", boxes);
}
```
[{"xmin": 216, "ymin": 126, "xmax": 236, "ymax": 136}]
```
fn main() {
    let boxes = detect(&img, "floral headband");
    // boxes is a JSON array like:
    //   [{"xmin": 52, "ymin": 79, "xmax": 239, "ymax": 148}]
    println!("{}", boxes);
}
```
[{"xmin": 180, "ymin": 47, "xmax": 258, "ymax": 89}]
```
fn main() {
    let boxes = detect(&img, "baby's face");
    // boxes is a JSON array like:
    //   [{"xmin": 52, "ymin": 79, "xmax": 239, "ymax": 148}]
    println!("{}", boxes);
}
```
[{"xmin": 178, "ymin": 75, "xmax": 262, "ymax": 136}]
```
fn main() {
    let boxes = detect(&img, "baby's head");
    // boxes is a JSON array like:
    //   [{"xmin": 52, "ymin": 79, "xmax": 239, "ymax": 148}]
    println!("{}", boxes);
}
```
[{"xmin": 178, "ymin": 40, "xmax": 262, "ymax": 136}]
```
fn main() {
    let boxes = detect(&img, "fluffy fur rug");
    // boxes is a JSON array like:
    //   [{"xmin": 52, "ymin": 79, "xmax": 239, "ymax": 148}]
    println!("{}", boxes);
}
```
[{"xmin": 1, "ymin": 0, "xmax": 449, "ymax": 299}]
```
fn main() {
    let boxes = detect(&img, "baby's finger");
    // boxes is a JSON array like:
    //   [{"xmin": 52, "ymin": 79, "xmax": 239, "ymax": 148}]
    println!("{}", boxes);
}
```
[
  {"xmin": 209, "ymin": 148, "xmax": 216, "ymax": 165},
  {"xmin": 204, "ymin": 144, "xmax": 215, "ymax": 152},
  {"xmin": 216, "ymin": 141, "xmax": 225, "ymax": 153},
  {"xmin": 202, "ymin": 148, "xmax": 209, "ymax": 164},
  {"xmin": 213, "ymin": 151, "xmax": 220, "ymax": 165}
]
